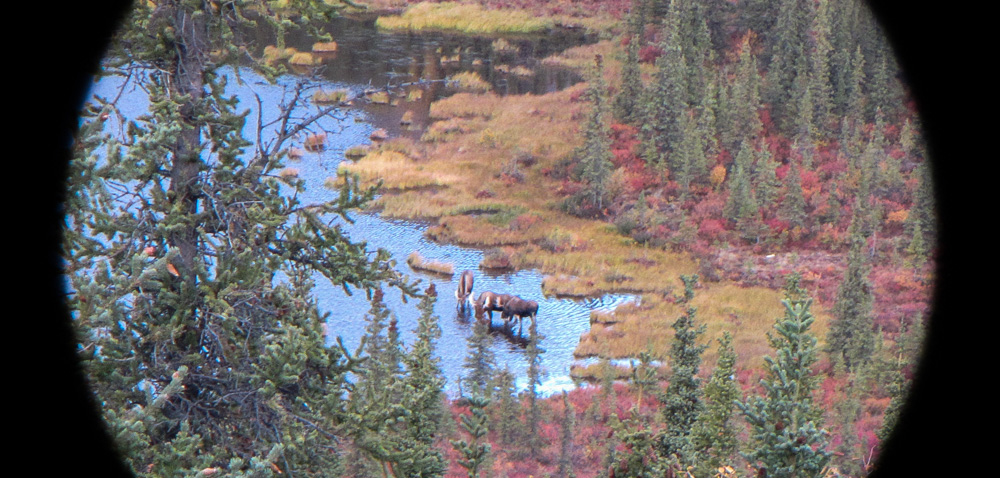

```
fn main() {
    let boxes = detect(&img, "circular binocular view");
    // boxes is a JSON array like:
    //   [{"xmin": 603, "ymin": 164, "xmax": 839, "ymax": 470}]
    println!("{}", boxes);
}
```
[{"xmin": 65, "ymin": 1, "xmax": 935, "ymax": 477}]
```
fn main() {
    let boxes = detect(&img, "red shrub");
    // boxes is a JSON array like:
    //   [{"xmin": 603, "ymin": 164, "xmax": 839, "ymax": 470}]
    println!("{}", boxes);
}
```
[
  {"xmin": 765, "ymin": 217, "xmax": 790, "ymax": 235},
  {"xmin": 638, "ymin": 44, "xmax": 663, "ymax": 63},
  {"xmin": 698, "ymin": 218, "xmax": 727, "ymax": 241}
]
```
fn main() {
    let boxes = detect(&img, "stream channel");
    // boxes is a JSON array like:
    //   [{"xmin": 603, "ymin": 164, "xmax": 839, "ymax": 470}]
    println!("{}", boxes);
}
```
[{"xmin": 89, "ymin": 14, "xmax": 636, "ymax": 397}]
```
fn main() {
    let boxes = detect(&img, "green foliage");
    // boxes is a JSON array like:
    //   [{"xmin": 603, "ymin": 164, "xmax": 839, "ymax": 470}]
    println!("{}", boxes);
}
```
[
  {"xmin": 524, "ymin": 315, "xmax": 548, "ymax": 457},
  {"xmin": 567, "ymin": 55, "xmax": 615, "ymax": 217},
  {"xmin": 690, "ymin": 332, "xmax": 741, "ymax": 477},
  {"xmin": 345, "ymin": 287, "xmax": 448, "ymax": 478},
  {"xmin": 557, "ymin": 393, "xmax": 577, "ymax": 478},
  {"xmin": 451, "ymin": 395, "xmax": 492, "ymax": 478},
  {"xmin": 780, "ymin": 144, "xmax": 808, "ymax": 229},
  {"xmin": 656, "ymin": 275, "xmax": 708, "ymax": 466},
  {"xmin": 826, "ymin": 205, "xmax": 878, "ymax": 371},
  {"xmin": 613, "ymin": 6, "xmax": 646, "ymax": 125},
  {"xmin": 609, "ymin": 352, "xmax": 662, "ymax": 478},
  {"xmin": 462, "ymin": 319, "xmax": 497, "ymax": 399},
  {"xmin": 66, "ymin": 3, "xmax": 421, "ymax": 476},
  {"xmin": 738, "ymin": 276, "xmax": 831, "ymax": 478}
]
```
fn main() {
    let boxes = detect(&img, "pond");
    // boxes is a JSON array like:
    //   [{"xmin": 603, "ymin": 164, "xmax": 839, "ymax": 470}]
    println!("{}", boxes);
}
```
[{"xmin": 86, "ymin": 14, "xmax": 633, "ymax": 397}]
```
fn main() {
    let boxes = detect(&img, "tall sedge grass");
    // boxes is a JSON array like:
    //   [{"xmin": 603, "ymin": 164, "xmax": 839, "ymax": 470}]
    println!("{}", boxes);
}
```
[
  {"xmin": 375, "ymin": 2, "xmax": 554, "ymax": 34},
  {"xmin": 336, "ymin": 150, "xmax": 456, "ymax": 192},
  {"xmin": 450, "ymin": 71, "xmax": 491, "ymax": 93}
]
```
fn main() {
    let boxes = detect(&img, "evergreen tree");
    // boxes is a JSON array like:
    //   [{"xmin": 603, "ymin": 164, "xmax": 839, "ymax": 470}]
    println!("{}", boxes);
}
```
[
  {"xmin": 905, "ymin": 160, "xmax": 936, "ymax": 256},
  {"xmin": 65, "ymin": 2, "xmax": 419, "ymax": 476},
  {"xmin": 724, "ymin": 141, "xmax": 766, "ymax": 243},
  {"xmin": 690, "ymin": 332, "xmax": 741, "ymax": 478},
  {"xmin": 347, "ymin": 289, "xmax": 444, "ymax": 478},
  {"xmin": 640, "ymin": 0, "xmax": 689, "ymax": 169},
  {"xmin": 524, "ymin": 313, "xmax": 547, "ymax": 457},
  {"xmin": 752, "ymin": 139, "xmax": 781, "ymax": 212},
  {"xmin": 451, "ymin": 395, "xmax": 492, "ymax": 478},
  {"xmin": 557, "ymin": 392, "xmax": 578, "ymax": 478},
  {"xmin": 808, "ymin": 0, "xmax": 834, "ymax": 130},
  {"xmin": 656, "ymin": 275, "xmax": 708, "ymax": 466},
  {"xmin": 763, "ymin": 0, "xmax": 808, "ymax": 129},
  {"xmin": 609, "ymin": 352, "xmax": 662, "ymax": 478},
  {"xmin": 398, "ymin": 284, "xmax": 448, "ymax": 478},
  {"xmin": 738, "ymin": 275, "xmax": 831, "ymax": 478},
  {"xmin": 826, "ymin": 204, "xmax": 878, "ymax": 371},
  {"xmin": 613, "ymin": 3, "xmax": 647, "ymax": 125},
  {"xmin": 674, "ymin": 109, "xmax": 708, "ymax": 199},
  {"xmin": 462, "ymin": 319, "xmax": 496, "ymax": 399},
  {"xmin": 877, "ymin": 314, "xmax": 926, "ymax": 447},
  {"xmin": 728, "ymin": 37, "xmax": 763, "ymax": 154},
  {"xmin": 780, "ymin": 143, "xmax": 809, "ymax": 230},
  {"xmin": 492, "ymin": 367, "xmax": 524, "ymax": 446},
  {"xmin": 829, "ymin": 0, "xmax": 861, "ymax": 116},
  {"xmin": 568, "ymin": 55, "xmax": 615, "ymax": 216}
]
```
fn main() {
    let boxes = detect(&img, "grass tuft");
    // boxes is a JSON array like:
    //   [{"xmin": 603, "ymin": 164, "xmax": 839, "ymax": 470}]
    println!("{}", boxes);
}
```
[
  {"xmin": 406, "ymin": 251, "xmax": 455, "ymax": 276},
  {"xmin": 375, "ymin": 2, "xmax": 554, "ymax": 34}
]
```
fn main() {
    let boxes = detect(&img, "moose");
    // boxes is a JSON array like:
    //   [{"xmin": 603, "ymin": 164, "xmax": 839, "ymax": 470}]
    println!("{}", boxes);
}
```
[
  {"xmin": 474, "ymin": 291, "xmax": 514, "ymax": 325},
  {"xmin": 500, "ymin": 296, "xmax": 539, "ymax": 336},
  {"xmin": 455, "ymin": 270, "xmax": 474, "ymax": 312}
]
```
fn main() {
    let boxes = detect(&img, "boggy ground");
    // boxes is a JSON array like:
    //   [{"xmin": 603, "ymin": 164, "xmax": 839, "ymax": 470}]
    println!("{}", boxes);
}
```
[{"xmin": 334, "ymin": 38, "xmax": 830, "ymax": 382}]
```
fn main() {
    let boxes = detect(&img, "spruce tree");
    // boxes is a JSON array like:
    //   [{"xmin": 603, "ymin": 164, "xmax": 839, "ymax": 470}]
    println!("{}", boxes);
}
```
[
  {"xmin": 524, "ymin": 312, "xmax": 547, "ymax": 457},
  {"xmin": 738, "ymin": 275, "xmax": 831, "ymax": 478},
  {"xmin": 491, "ymin": 367, "xmax": 524, "ymax": 446},
  {"xmin": 780, "ymin": 143, "xmax": 809, "ymax": 230},
  {"xmin": 827, "ymin": 195, "xmax": 878, "ymax": 371},
  {"xmin": 728, "ymin": 37, "xmax": 763, "ymax": 154},
  {"xmin": 613, "ymin": 3, "xmax": 647, "ymax": 125},
  {"xmin": 451, "ymin": 395, "xmax": 492, "ymax": 478},
  {"xmin": 66, "ymin": 2, "xmax": 418, "ymax": 476},
  {"xmin": 690, "ymin": 332, "xmax": 741, "ymax": 478},
  {"xmin": 752, "ymin": 139, "xmax": 781, "ymax": 213},
  {"xmin": 609, "ymin": 352, "xmax": 662, "ymax": 478},
  {"xmin": 398, "ymin": 284, "xmax": 448, "ymax": 478},
  {"xmin": 557, "ymin": 392, "xmax": 578, "ymax": 478},
  {"xmin": 808, "ymin": 0, "xmax": 834, "ymax": 130},
  {"xmin": 656, "ymin": 275, "xmax": 708, "ymax": 466},
  {"xmin": 877, "ymin": 314, "xmax": 926, "ymax": 447},
  {"xmin": 462, "ymin": 319, "xmax": 497, "ymax": 399},
  {"xmin": 640, "ymin": 0, "xmax": 689, "ymax": 169},
  {"xmin": 568, "ymin": 55, "xmax": 615, "ymax": 216}
]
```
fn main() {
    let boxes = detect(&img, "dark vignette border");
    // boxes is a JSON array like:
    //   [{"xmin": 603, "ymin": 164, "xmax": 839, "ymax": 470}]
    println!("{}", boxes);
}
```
[{"xmin": 33, "ymin": 1, "xmax": 972, "ymax": 476}]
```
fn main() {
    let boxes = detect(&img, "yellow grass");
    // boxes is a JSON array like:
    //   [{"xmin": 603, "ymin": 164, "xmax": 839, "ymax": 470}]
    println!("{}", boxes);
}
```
[
  {"xmin": 312, "ymin": 41, "xmax": 338, "ymax": 52},
  {"xmin": 375, "ymin": 2, "xmax": 554, "ymax": 34},
  {"xmin": 344, "ymin": 145, "xmax": 370, "ymax": 159},
  {"xmin": 289, "ymin": 52, "xmax": 320, "ymax": 65},
  {"xmin": 367, "ymin": 91, "xmax": 391, "ymax": 104},
  {"xmin": 335, "ymin": 40, "xmax": 833, "ymax": 373},
  {"xmin": 450, "ymin": 71, "xmax": 492, "ymax": 93},
  {"xmin": 406, "ymin": 251, "xmax": 455, "ymax": 276},
  {"xmin": 336, "ymin": 150, "xmax": 459, "ymax": 192},
  {"xmin": 313, "ymin": 89, "xmax": 348, "ymax": 104}
]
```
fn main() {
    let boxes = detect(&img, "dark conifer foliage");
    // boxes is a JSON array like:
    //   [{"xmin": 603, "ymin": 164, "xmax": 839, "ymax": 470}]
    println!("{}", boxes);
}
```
[
  {"xmin": 655, "ymin": 275, "xmax": 708, "ymax": 466},
  {"xmin": 739, "ymin": 275, "xmax": 831, "ymax": 478},
  {"xmin": 65, "ymin": 2, "xmax": 419, "ymax": 476}
]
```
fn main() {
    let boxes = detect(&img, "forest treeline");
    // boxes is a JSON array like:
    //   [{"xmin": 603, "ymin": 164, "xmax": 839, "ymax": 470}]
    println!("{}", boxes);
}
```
[{"xmin": 65, "ymin": 0, "xmax": 931, "ymax": 477}]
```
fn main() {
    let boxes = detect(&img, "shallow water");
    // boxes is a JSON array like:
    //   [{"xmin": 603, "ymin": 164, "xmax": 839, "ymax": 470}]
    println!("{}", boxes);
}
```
[{"xmin": 85, "ymin": 16, "xmax": 627, "ymax": 397}]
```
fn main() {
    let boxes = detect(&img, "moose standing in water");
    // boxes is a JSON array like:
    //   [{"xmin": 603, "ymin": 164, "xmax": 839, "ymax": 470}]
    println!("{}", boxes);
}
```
[
  {"xmin": 474, "ymin": 291, "xmax": 513, "ymax": 325},
  {"xmin": 501, "ymin": 296, "xmax": 539, "ymax": 336},
  {"xmin": 455, "ymin": 270, "xmax": 474, "ymax": 313}
]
